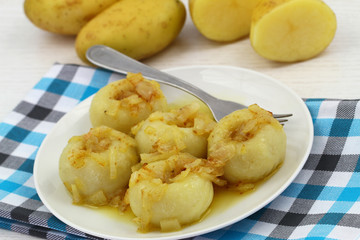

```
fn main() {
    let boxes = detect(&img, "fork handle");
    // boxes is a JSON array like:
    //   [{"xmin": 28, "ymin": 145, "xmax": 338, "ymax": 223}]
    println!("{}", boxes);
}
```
[{"xmin": 86, "ymin": 45, "xmax": 215, "ymax": 103}]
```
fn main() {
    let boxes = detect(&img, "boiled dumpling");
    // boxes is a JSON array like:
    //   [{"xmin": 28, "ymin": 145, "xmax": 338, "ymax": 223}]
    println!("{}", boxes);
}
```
[
  {"xmin": 89, "ymin": 73, "xmax": 167, "ymax": 134},
  {"xmin": 131, "ymin": 103, "xmax": 216, "ymax": 163},
  {"xmin": 59, "ymin": 126, "xmax": 139, "ymax": 206},
  {"xmin": 126, "ymin": 153, "xmax": 215, "ymax": 232},
  {"xmin": 208, "ymin": 104, "xmax": 286, "ymax": 191}
]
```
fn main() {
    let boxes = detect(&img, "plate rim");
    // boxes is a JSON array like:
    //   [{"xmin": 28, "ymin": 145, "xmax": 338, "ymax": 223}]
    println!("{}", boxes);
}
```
[{"xmin": 33, "ymin": 65, "xmax": 314, "ymax": 240}]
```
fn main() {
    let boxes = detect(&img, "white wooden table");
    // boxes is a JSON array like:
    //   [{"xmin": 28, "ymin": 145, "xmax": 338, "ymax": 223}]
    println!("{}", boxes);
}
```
[{"xmin": 0, "ymin": 0, "xmax": 359, "ymax": 239}]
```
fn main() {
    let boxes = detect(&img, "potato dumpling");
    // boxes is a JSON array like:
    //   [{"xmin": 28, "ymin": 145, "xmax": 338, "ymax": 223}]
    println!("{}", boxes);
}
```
[
  {"xmin": 189, "ymin": 0, "xmax": 262, "ymax": 42},
  {"xmin": 126, "ymin": 153, "xmax": 214, "ymax": 232},
  {"xmin": 208, "ymin": 104, "xmax": 286, "ymax": 191},
  {"xmin": 24, "ymin": 0, "xmax": 118, "ymax": 35},
  {"xmin": 250, "ymin": 0, "xmax": 337, "ymax": 62},
  {"xmin": 59, "ymin": 126, "xmax": 138, "ymax": 206},
  {"xmin": 75, "ymin": 0, "xmax": 186, "ymax": 63},
  {"xmin": 131, "ymin": 103, "xmax": 216, "ymax": 162},
  {"xmin": 90, "ymin": 73, "xmax": 167, "ymax": 134}
]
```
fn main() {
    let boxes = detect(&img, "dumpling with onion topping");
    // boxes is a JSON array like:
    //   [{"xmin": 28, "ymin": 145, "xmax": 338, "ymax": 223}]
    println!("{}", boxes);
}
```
[
  {"xmin": 59, "ymin": 126, "xmax": 139, "ymax": 206},
  {"xmin": 208, "ymin": 104, "xmax": 286, "ymax": 192},
  {"xmin": 126, "ymin": 153, "xmax": 216, "ymax": 232},
  {"xmin": 89, "ymin": 73, "xmax": 167, "ymax": 134},
  {"xmin": 131, "ymin": 103, "xmax": 216, "ymax": 163}
]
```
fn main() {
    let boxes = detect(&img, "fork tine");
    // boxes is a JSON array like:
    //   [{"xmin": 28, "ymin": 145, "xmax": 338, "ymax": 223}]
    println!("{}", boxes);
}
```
[
  {"xmin": 274, "ymin": 114, "xmax": 292, "ymax": 126},
  {"xmin": 273, "ymin": 113, "xmax": 293, "ymax": 118},
  {"xmin": 278, "ymin": 119, "xmax": 288, "ymax": 126}
]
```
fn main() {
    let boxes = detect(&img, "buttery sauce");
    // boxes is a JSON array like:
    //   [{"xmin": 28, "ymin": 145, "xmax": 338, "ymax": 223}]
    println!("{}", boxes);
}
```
[
  {"xmin": 94, "ymin": 205, "xmax": 135, "ymax": 223},
  {"xmin": 92, "ymin": 186, "xmax": 249, "ymax": 230},
  {"xmin": 91, "ymin": 162, "xmax": 282, "ymax": 233},
  {"xmin": 208, "ymin": 186, "xmax": 252, "ymax": 215}
]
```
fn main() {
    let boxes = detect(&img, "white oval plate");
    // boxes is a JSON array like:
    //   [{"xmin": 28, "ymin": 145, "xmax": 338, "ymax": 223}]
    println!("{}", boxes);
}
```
[{"xmin": 34, "ymin": 65, "xmax": 313, "ymax": 240}]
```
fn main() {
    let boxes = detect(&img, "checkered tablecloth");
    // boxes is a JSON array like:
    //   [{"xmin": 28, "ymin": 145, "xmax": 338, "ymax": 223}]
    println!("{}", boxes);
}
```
[{"xmin": 0, "ymin": 63, "xmax": 359, "ymax": 240}]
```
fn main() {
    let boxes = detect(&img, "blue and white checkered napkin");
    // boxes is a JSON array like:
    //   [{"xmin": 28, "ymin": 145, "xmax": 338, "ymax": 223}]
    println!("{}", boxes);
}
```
[{"xmin": 0, "ymin": 63, "xmax": 359, "ymax": 240}]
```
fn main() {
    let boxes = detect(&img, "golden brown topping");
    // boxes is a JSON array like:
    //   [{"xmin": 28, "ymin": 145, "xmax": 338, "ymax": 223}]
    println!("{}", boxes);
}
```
[
  {"xmin": 135, "ymin": 80, "xmax": 155, "ymax": 101},
  {"xmin": 228, "ymin": 104, "xmax": 278, "ymax": 142},
  {"xmin": 85, "ymin": 135, "xmax": 112, "ymax": 153},
  {"xmin": 142, "ymin": 103, "xmax": 215, "ymax": 134},
  {"xmin": 175, "ymin": 103, "xmax": 200, "ymax": 126},
  {"xmin": 68, "ymin": 149, "xmax": 86, "ymax": 169},
  {"xmin": 193, "ymin": 114, "xmax": 216, "ymax": 135},
  {"xmin": 67, "ymin": 126, "xmax": 136, "ymax": 169},
  {"xmin": 131, "ymin": 153, "xmax": 223, "ymax": 186},
  {"xmin": 106, "ymin": 73, "xmax": 165, "ymax": 118}
]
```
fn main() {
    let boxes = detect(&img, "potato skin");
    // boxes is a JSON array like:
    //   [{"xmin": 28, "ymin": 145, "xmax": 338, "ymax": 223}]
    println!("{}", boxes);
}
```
[
  {"xmin": 75, "ymin": 0, "xmax": 186, "ymax": 63},
  {"xmin": 24, "ymin": 0, "xmax": 118, "ymax": 35},
  {"xmin": 189, "ymin": 0, "xmax": 262, "ymax": 42}
]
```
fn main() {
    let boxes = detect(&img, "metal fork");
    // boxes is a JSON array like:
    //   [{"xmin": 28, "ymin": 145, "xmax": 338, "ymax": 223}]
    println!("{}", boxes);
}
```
[{"xmin": 86, "ymin": 45, "xmax": 292, "ymax": 122}]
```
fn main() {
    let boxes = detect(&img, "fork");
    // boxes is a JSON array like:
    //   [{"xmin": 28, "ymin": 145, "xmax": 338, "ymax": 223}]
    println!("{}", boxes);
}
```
[{"xmin": 86, "ymin": 45, "xmax": 292, "ymax": 122}]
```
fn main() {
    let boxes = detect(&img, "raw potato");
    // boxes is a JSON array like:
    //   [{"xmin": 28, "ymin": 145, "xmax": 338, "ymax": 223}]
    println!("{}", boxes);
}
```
[
  {"xmin": 189, "ymin": 0, "xmax": 262, "ymax": 42},
  {"xmin": 208, "ymin": 104, "xmax": 286, "ymax": 191},
  {"xmin": 24, "ymin": 0, "xmax": 118, "ymax": 35},
  {"xmin": 75, "ymin": 0, "xmax": 186, "ymax": 63},
  {"xmin": 250, "ymin": 0, "xmax": 337, "ymax": 62}
]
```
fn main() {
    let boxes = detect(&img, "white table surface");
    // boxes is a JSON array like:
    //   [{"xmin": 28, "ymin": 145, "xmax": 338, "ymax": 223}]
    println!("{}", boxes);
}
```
[{"xmin": 0, "ymin": 0, "xmax": 359, "ymax": 239}]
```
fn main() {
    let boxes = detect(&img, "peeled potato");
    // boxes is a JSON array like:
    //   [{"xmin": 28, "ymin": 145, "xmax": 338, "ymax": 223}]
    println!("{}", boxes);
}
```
[
  {"xmin": 24, "ymin": 0, "xmax": 118, "ymax": 35},
  {"xmin": 75, "ymin": 0, "xmax": 186, "ymax": 63},
  {"xmin": 250, "ymin": 0, "xmax": 337, "ymax": 62},
  {"xmin": 131, "ymin": 103, "xmax": 216, "ymax": 162},
  {"xmin": 126, "ymin": 153, "xmax": 214, "ymax": 232},
  {"xmin": 89, "ymin": 73, "xmax": 167, "ymax": 134},
  {"xmin": 208, "ymin": 104, "xmax": 286, "ymax": 191},
  {"xmin": 189, "ymin": 0, "xmax": 262, "ymax": 42},
  {"xmin": 59, "ymin": 126, "xmax": 139, "ymax": 206}
]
